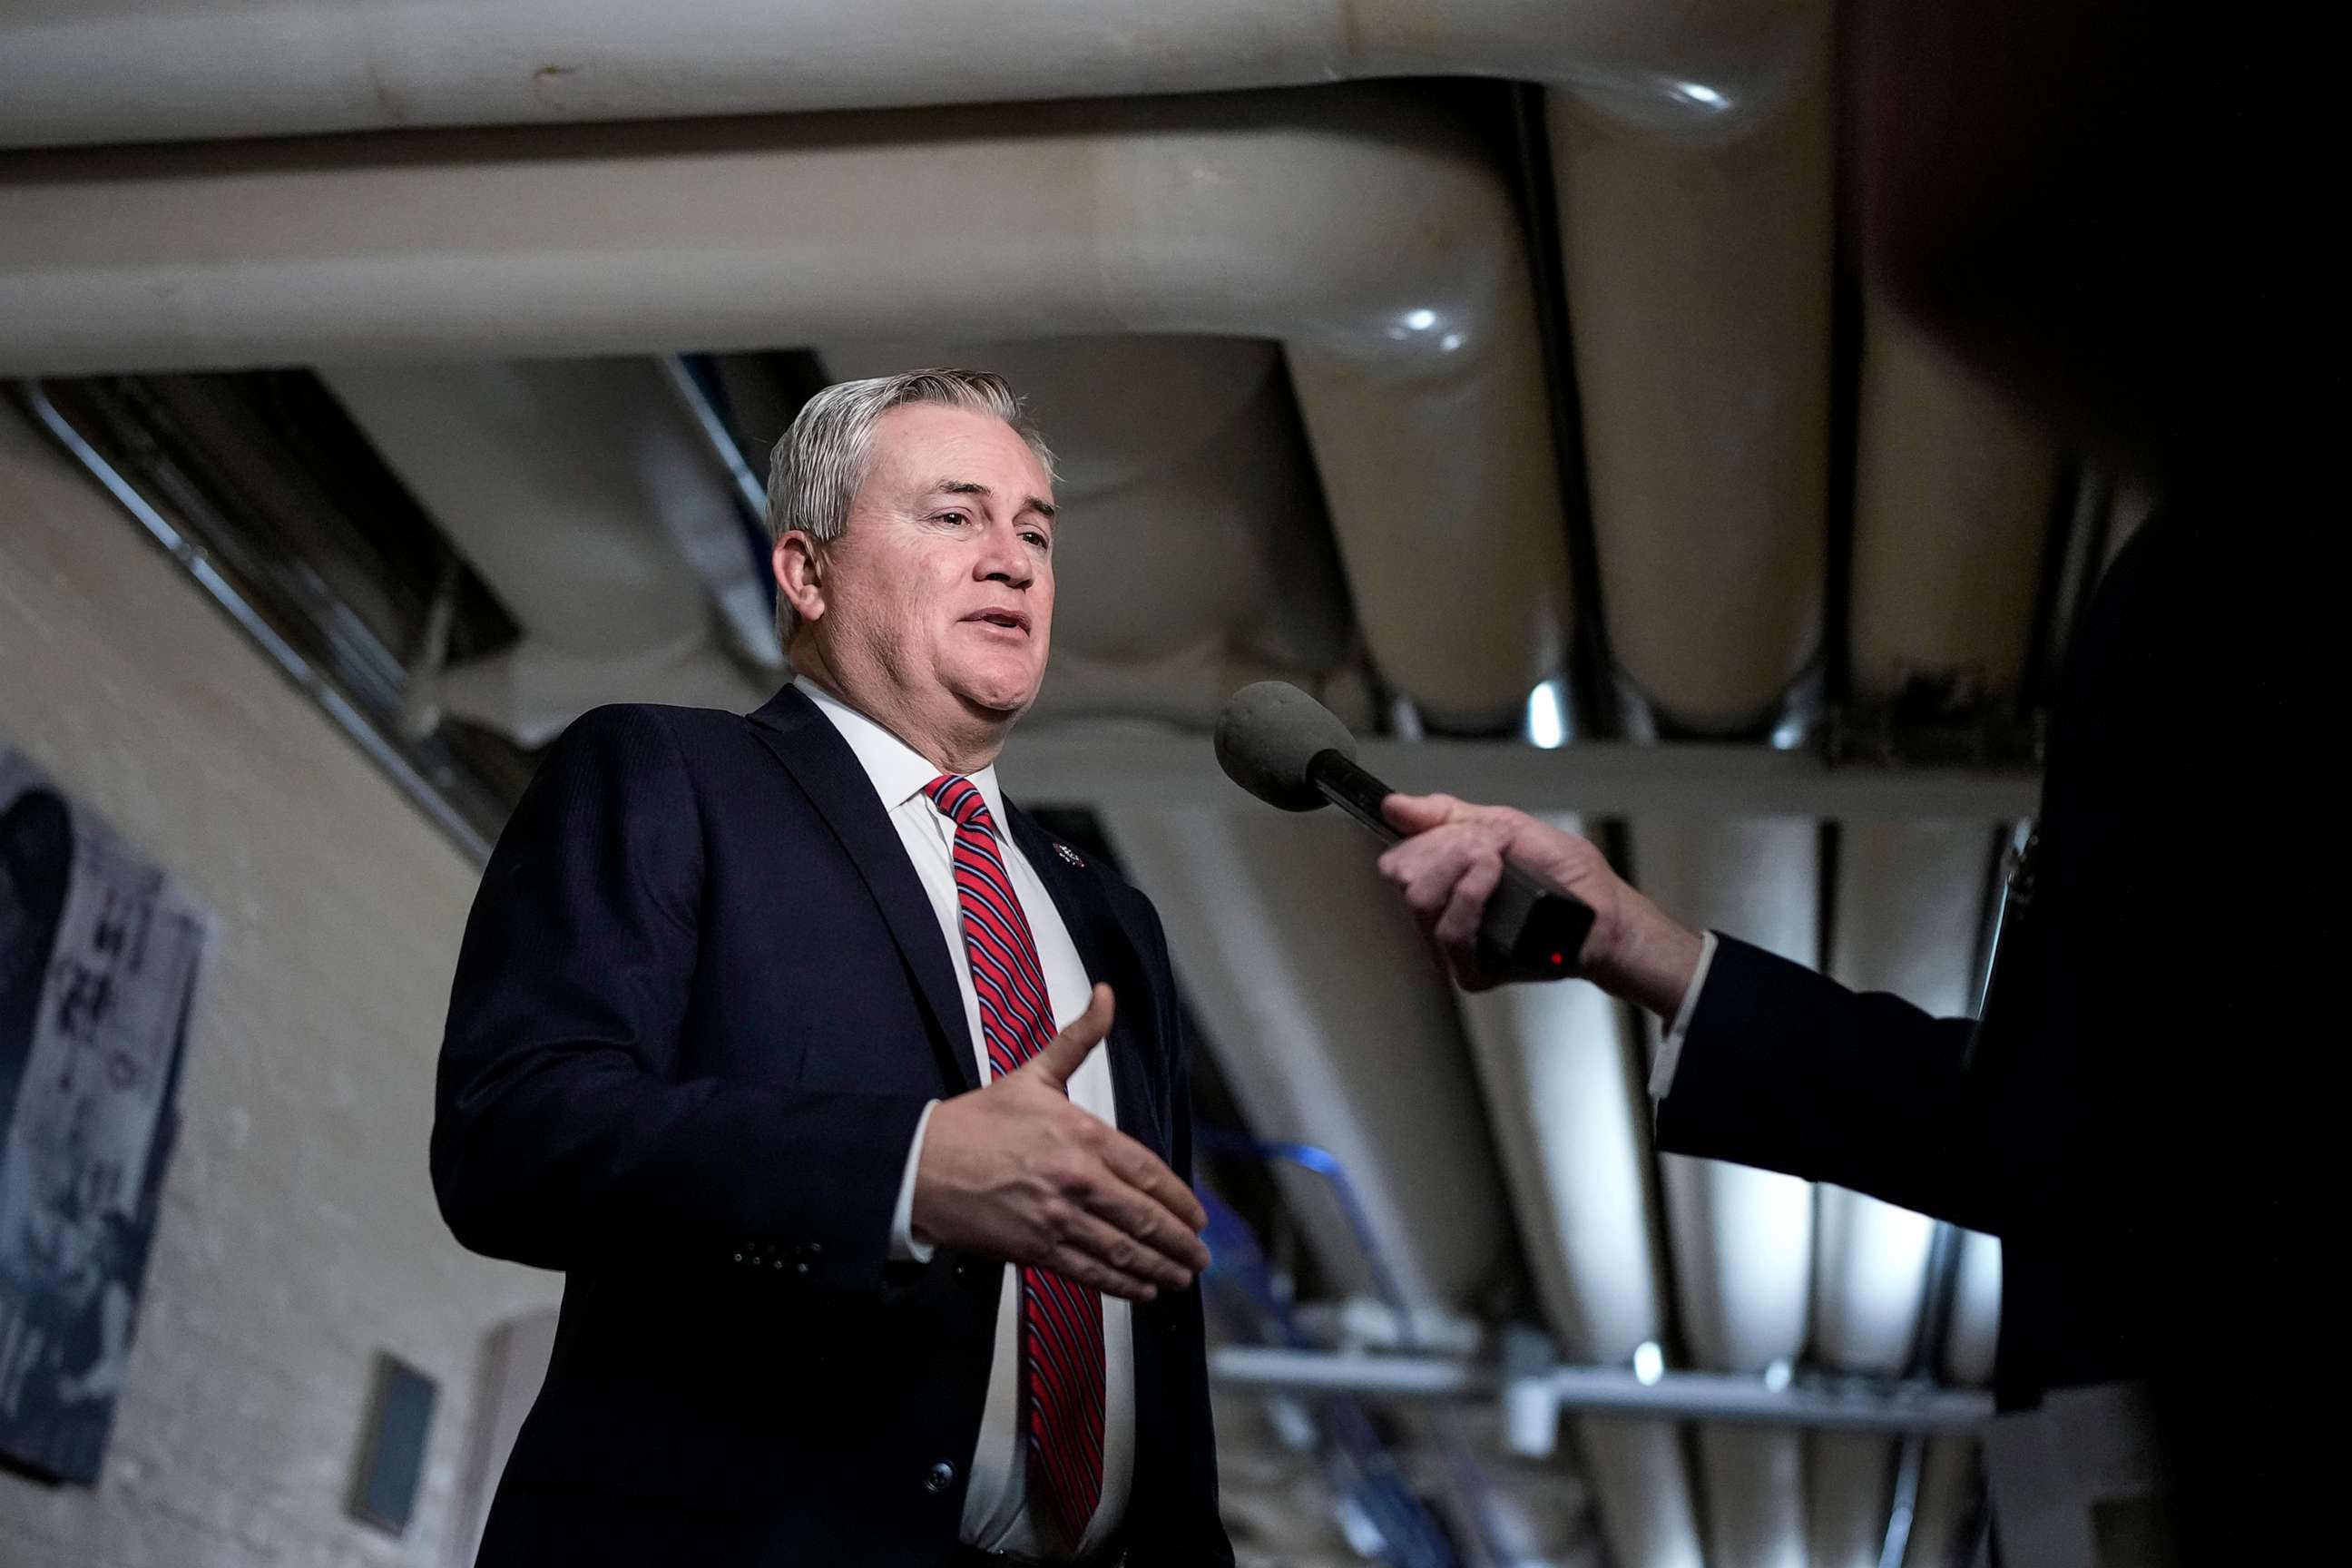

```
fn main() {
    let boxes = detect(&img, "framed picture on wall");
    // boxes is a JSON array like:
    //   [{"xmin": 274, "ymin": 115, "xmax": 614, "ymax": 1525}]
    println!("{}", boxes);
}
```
[{"xmin": 0, "ymin": 741, "xmax": 206, "ymax": 1485}]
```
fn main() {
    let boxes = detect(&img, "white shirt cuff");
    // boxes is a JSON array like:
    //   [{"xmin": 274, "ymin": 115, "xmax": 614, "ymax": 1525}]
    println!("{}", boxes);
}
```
[
  {"xmin": 889, "ymin": 1099, "xmax": 941, "ymax": 1263},
  {"xmin": 1648, "ymin": 930, "xmax": 1720, "ymax": 1102}
]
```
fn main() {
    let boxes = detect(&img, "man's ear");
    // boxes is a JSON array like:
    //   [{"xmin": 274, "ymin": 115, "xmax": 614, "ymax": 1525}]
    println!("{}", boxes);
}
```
[{"xmin": 774, "ymin": 531, "xmax": 827, "ymax": 628}]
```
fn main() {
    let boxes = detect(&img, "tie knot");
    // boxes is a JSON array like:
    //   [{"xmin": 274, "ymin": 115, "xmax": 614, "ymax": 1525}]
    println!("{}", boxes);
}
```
[{"xmin": 924, "ymin": 773, "xmax": 995, "ymax": 833}]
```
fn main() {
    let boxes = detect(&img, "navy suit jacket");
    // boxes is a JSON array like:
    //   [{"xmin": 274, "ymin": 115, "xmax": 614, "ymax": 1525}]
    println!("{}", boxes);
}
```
[{"xmin": 433, "ymin": 685, "xmax": 1230, "ymax": 1566}]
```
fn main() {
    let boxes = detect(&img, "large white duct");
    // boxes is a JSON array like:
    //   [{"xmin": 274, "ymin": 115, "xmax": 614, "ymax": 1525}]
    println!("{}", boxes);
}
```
[
  {"xmin": 1807, "ymin": 1434, "xmax": 1895, "ymax": 1568},
  {"xmin": 0, "ymin": 86, "xmax": 1568, "ymax": 723},
  {"xmin": 0, "ymin": 1, "xmax": 1825, "ymax": 151},
  {"xmin": 1093, "ymin": 808, "xmax": 1507, "ymax": 1310},
  {"xmin": 317, "ymin": 358, "xmax": 772, "ymax": 744},
  {"xmin": 1848, "ymin": 294, "xmax": 2055, "ymax": 706},
  {"xmin": 1550, "ymin": 13, "xmax": 1836, "ymax": 731},
  {"xmin": 1630, "ymin": 816, "xmax": 1818, "ymax": 1568},
  {"xmin": 1455, "ymin": 826, "xmax": 1703, "ymax": 1568},
  {"xmin": 1808, "ymin": 822, "xmax": 1991, "ymax": 1568}
]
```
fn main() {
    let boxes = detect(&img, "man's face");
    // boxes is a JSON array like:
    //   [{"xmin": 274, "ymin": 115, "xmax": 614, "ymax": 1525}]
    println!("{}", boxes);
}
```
[{"xmin": 801, "ymin": 401, "xmax": 1057, "ymax": 726}]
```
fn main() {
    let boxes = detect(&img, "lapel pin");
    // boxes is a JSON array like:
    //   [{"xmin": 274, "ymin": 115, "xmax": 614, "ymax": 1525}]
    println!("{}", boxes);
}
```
[{"xmin": 1054, "ymin": 843, "xmax": 1085, "ymax": 867}]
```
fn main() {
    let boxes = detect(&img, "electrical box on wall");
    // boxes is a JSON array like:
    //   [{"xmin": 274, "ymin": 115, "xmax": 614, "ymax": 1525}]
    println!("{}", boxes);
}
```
[{"xmin": 349, "ymin": 1351, "xmax": 436, "ymax": 1537}]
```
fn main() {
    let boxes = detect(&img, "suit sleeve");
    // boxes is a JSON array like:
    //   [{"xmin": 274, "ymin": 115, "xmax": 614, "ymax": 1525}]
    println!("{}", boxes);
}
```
[
  {"xmin": 1654, "ymin": 935, "xmax": 2000, "ymax": 1235},
  {"xmin": 429, "ymin": 705, "xmax": 930, "ymax": 1288},
  {"xmin": 1133, "ymin": 897, "xmax": 1235, "ymax": 1568}
]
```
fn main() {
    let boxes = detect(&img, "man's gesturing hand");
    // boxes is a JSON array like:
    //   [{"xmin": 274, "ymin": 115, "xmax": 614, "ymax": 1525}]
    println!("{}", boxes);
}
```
[
  {"xmin": 1376, "ymin": 793, "xmax": 1704, "ymax": 1017},
  {"xmin": 912, "ymin": 985, "xmax": 1211, "ymax": 1302}
]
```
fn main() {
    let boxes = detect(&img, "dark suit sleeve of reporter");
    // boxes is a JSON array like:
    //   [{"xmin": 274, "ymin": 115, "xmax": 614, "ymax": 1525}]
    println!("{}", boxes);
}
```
[
  {"xmin": 1135, "ymin": 898, "xmax": 1235, "ymax": 1567},
  {"xmin": 1654, "ymin": 936, "xmax": 1999, "ymax": 1236},
  {"xmin": 430, "ymin": 704, "xmax": 929, "ymax": 1286}
]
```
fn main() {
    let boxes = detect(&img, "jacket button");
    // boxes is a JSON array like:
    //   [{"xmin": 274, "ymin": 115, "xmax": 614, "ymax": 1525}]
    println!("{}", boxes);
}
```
[{"xmin": 925, "ymin": 1460, "xmax": 956, "ymax": 1494}]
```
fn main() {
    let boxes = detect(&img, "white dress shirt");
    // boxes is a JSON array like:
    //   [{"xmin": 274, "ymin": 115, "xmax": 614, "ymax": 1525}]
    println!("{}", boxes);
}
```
[
  {"xmin": 796, "ymin": 677, "xmax": 1134, "ymax": 1557},
  {"xmin": 1648, "ymin": 929, "xmax": 1720, "ymax": 1101}
]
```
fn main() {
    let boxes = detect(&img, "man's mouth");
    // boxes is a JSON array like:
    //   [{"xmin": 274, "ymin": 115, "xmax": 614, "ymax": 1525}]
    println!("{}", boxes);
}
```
[{"xmin": 965, "ymin": 609, "xmax": 1031, "ymax": 634}]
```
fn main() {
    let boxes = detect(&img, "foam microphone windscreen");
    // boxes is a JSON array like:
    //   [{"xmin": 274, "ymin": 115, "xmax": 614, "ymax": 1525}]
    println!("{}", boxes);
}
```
[{"xmin": 1213, "ymin": 681, "xmax": 1357, "ymax": 812}]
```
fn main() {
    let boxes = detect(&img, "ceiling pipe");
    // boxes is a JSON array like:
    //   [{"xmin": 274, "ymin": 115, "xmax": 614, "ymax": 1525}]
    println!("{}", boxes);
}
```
[
  {"xmin": 1102, "ymin": 808, "xmax": 1510, "ymax": 1311},
  {"xmin": 1629, "ymin": 815, "xmax": 1821, "ymax": 1568},
  {"xmin": 1454, "ymin": 827, "xmax": 1705, "ymax": 1568},
  {"xmin": 317, "ymin": 359, "xmax": 774, "ymax": 743},
  {"xmin": 0, "ymin": 85, "xmax": 1569, "ymax": 724},
  {"xmin": 1808, "ymin": 821, "xmax": 1994, "ymax": 1568},
  {"xmin": 1848, "ymin": 291, "xmax": 2056, "ymax": 725},
  {"xmin": 1549, "ymin": 5, "xmax": 1836, "ymax": 733},
  {"xmin": 0, "ymin": 0, "xmax": 1824, "ymax": 152},
  {"xmin": 1213, "ymin": 1348, "xmax": 1990, "ymax": 1433},
  {"xmin": 1902, "ymin": 1230, "xmax": 1999, "ymax": 1566},
  {"xmin": 1821, "ymin": 302, "xmax": 2050, "ymax": 1560}
]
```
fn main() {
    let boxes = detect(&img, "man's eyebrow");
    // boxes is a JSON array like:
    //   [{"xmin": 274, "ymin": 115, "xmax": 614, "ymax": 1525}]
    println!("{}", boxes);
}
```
[{"xmin": 932, "ymin": 478, "xmax": 1055, "ymax": 522}]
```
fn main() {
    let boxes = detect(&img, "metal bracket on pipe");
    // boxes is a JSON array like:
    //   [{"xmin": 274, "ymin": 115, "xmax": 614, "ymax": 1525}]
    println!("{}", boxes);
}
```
[{"xmin": 1209, "ymin": 1346, "xmax": 1994, "ymax": 1436}]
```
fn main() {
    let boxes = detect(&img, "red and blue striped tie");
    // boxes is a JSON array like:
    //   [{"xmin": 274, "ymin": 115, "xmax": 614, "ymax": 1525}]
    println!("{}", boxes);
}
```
[{"xmin": 925, "ymin": 773, "xmax": 1105, "ymax": 1549}]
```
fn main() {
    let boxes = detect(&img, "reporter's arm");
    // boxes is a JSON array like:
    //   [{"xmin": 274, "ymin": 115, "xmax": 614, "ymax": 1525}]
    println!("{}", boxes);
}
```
[
  {"xmin": 1377, "ymin": 792, "xmax": 1999, "ymax": 1231},
  {"xmin": 1656, "ymin": 936, "xmax": 1998, "ymax": 1233}
]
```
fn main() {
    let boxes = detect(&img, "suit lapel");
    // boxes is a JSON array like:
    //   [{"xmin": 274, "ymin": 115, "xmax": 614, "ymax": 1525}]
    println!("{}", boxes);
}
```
[
  {"xmin": 746, "ymin": 686, "xmax": 979, "ymax": 1095},
  {"xmin": 1006, "ymin": 804, "xmax": 1169, "ymax": 1160}
]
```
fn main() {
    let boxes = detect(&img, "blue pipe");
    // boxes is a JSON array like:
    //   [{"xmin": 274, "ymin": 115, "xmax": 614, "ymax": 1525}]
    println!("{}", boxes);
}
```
[
  {"xmin": 1195, "ymin": 1182, "xmax": 1459, "ymax": 1567},
  {"xmin": 1198, "ymin": 1131, "xmax": 1522, "ymax": 1567}
]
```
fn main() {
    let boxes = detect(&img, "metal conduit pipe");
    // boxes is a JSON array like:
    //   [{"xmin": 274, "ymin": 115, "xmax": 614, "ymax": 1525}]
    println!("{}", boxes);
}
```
[
  {"xmin": 1210, "ymin": 1348, "xmax": 1990, "ymax": 1435},
  {"xmin": 1628, "ymin": 815, "xmax": 1821, "ymax": 1568},
  {"xmin": 1901, "ymin": 1230, "xmax": 2000, "ymax": 1566},
  {"xmin": 0, "ymin": 86, "xmax": 1568, "ymax": 724},
  {"xmin": 0, "ymin": 1, "xmax": 1828, "ymax": 151}
]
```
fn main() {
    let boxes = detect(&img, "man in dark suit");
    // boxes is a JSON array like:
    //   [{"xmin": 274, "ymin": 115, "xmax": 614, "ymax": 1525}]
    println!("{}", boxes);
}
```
[
  {"xmin": 1375, "ymin": 4, "xmax": 2305, "ymax": 1561},
  {"xmin": 434, "ymin": 368, "xmax": 1231, "ymax": 1566}
]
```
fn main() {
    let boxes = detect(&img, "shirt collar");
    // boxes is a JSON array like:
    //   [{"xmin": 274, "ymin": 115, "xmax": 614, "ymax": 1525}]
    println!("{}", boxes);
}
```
[{"xmin": 793, "ymin": 675, "xmax": 1011, "ymax": 831}]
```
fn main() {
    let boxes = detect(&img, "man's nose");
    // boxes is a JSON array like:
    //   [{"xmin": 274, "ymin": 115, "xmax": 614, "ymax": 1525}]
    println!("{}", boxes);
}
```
[{"xmin": 976, "ymin": 531, "xmax": 1034, "ymax": 587}]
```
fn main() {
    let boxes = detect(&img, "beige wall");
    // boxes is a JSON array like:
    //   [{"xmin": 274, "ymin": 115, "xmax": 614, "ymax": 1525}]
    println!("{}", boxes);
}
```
[{"xmin": 0, "ymin": 402, "xmax": 556, "ymax": 1567}]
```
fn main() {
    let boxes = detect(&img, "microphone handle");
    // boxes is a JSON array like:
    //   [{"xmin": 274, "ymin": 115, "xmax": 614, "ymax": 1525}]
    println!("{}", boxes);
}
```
[
  {"xmin": 1308, "ymin": 750, "xmax": 1597, "ymax": 981},
  {"xmin": 1307, "ymin": 748, "xmax": 1404, "ymax": 843}
]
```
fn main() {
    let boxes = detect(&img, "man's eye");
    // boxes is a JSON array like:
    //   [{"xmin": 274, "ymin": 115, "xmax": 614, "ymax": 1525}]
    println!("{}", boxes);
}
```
[
  {"xmin": 1022, "ymin": 531, "xmax": 1051, "ymax": 549},
  {"xmin": 936, "ymin": 511, "xmax": 969, "ymax": 526}
]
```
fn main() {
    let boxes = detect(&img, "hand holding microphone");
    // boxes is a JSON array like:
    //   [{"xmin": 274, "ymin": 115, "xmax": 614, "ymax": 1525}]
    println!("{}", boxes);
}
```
[
  {"xmin": 1213, "ymin": 682, "xmax": 1598, "ymax": 989},
  {"xmin": 1212, "ymin": 681, "xmax": 1703, "ymax": 1008},
  {"xmin": 1375, "ymin": 793, "xmax": 1702, "ymax": 1010}
]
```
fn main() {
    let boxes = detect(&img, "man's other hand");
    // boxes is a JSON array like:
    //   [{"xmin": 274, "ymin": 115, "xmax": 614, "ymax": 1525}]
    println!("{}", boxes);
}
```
[{"xmin": 912, "ymin": 985, "xmax": 1210, "ymax": 1302}]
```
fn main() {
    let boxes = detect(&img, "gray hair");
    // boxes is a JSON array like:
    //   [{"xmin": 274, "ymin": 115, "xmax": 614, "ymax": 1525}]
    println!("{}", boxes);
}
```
[{"xmin": 763, "ymin": 368, "xmax": 1057, "ymax": 644}]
